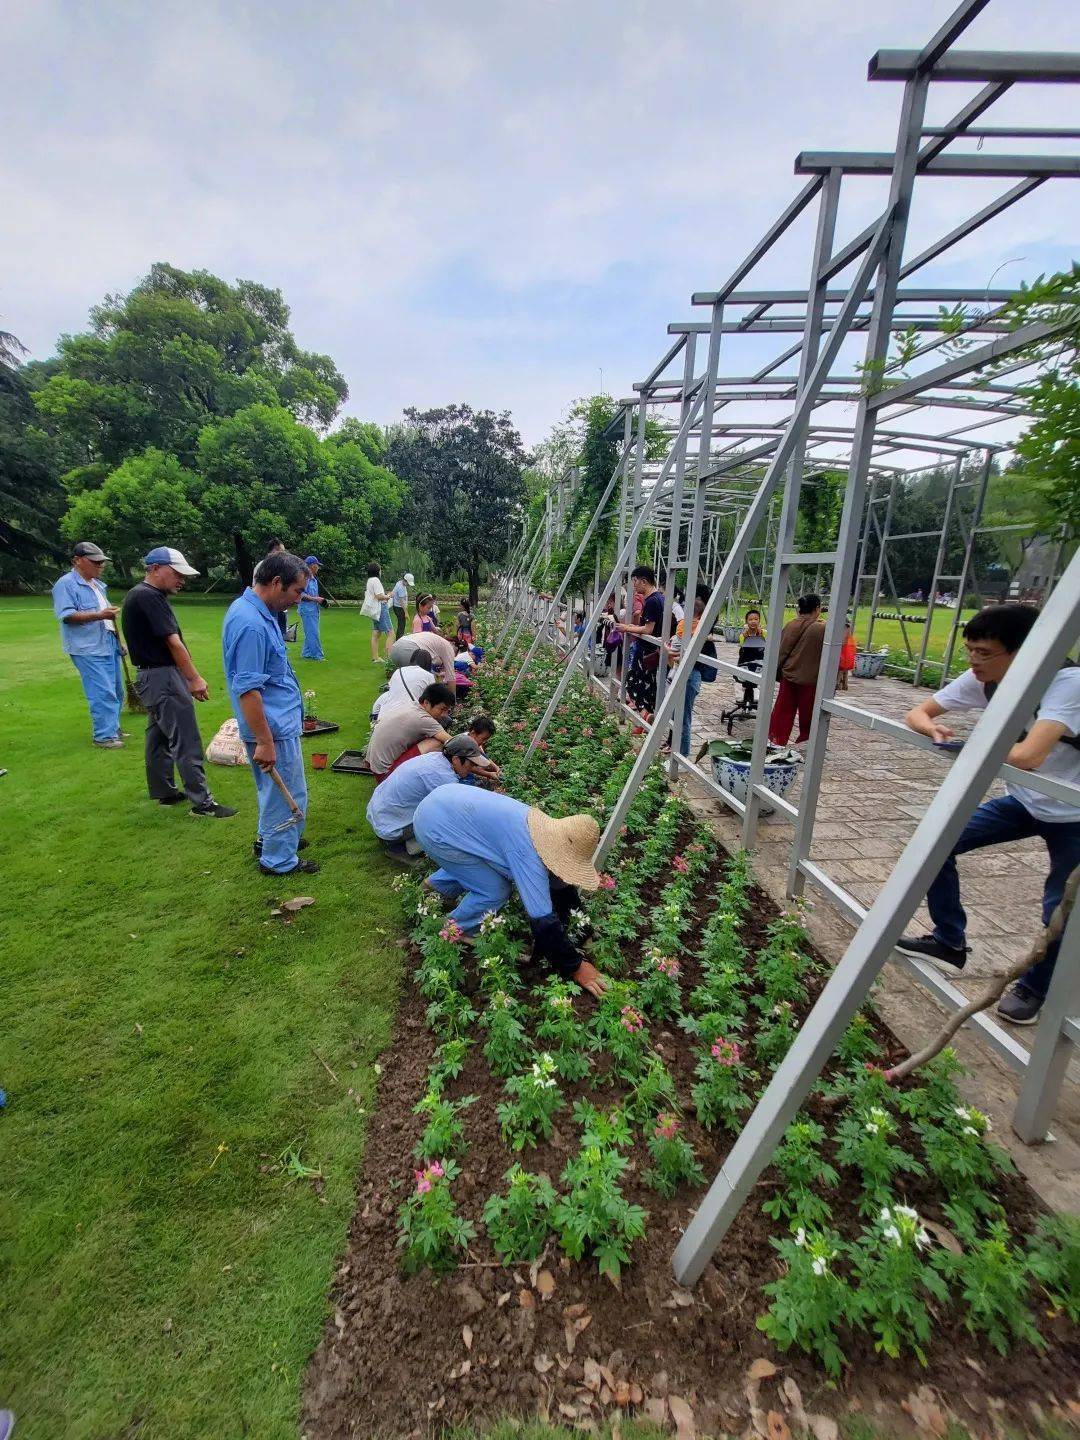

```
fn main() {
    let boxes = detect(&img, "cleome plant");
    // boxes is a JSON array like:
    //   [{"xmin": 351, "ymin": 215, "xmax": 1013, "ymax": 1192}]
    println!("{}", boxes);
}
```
[
  {"xmin": 534, "ymin": 978, "xmax": 592, "ymax": 1081},
  {"xmin": 761, "ymin": 1116, "xmax": 838, "ymax": 1229},
  {"xmin": 482, "ymin": 1164, "xmax": 558, "ymax": 1263},
  {"xmin": 692, "ymin": 1034, "xmax": 756, "ymax": 1132},
  {"xmin": 643, "ymin": 1111, "xmax": 705, "ymax": 1198},
  {"xmin": 591, "ymin": 983, "xmax": 653, "ymax": 1083},
  {"xmin": 480, "ymin": 991, "xmax": 532, "ymax": 1078},
  {"xmin": 397, "ymin": 1158, "xmax": 477, "ymax": 1274},
  {"xmin": 553, "ymin": 1140, "xmax": 648, "ymax": 1281},
  {"xmin": 849, "ymin": 1204, "xmax": 950, "ymax": 1364},
  {"xmin": 757, "ymin": 1226, "xmax": 859, "ymax": 1378},
  {"xmin": 835, "ymin": 1100, "xmax": 925, "ymax": 1216},
  {"xmin": 412, "ymin": 1089, "xmax": 477, "ymax": 1162},
  {"xmin": 497, "ymin": 1052, "xmax": 564, "ymax": 1150}
]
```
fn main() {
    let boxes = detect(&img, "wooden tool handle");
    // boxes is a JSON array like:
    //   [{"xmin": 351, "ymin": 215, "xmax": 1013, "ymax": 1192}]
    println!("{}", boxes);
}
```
[{"xmin": 268, "ymin": 765, "xmax": 303, "ymax": 818}]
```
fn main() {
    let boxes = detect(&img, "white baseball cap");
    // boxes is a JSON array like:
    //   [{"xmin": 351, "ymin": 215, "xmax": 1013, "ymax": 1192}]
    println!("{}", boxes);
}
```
[
  {"xmin": 144, "ymin": 546, "xmax": 200, "ymax": 576},
  {"xmin": 404, "ymin": 572, "xmax": 415, "ymax": 585}
]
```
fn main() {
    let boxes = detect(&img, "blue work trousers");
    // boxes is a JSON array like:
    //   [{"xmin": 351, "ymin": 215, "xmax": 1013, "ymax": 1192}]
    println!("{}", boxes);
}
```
[
  {"xmin": 245, "ymin": 736, "xmax": 308, "ymax": 873},
  {"xmin": 71, "ymin": 647, "xmax": 123, "ymax": 742},
  {"xmin": 416, "ymin": 838, "xmax": 512, "ymax": 933},
  {"xmin": 927, "ymin": 794, "xmax": 1080, "ymax": 1000},
  {"xmin": 299, "ymin": 601, "xmax": 324, "ymax": 660},
  {"xmin": 678, "ymin": 669, "xmax": 703, "ymax": 757}
]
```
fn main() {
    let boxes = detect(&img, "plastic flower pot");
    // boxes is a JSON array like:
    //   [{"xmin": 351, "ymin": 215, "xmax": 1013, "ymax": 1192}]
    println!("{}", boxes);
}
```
[
  {"xmin": 853, "ymin": 651, "xmax": 886, "ymax": 679},
  {"xmin": 311, "ymin": 752, "xmax": 328, "ymax": 770},
  {"xmin": 303, "ymin": 717, "xmax": 319, "ymax": 732},
  {"xmin": 706, "ymin": 739, "xmax": 800, "ymax": 808},
  {"xmin": 722, "ymin": 624, "xmax": 741, "ymax": 643}
]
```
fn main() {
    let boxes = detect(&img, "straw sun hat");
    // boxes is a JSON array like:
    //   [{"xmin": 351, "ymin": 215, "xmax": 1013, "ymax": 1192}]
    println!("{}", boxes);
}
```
[{"xmin": 526, "ymin": 809, "xmax": 602, "ymax": 891}]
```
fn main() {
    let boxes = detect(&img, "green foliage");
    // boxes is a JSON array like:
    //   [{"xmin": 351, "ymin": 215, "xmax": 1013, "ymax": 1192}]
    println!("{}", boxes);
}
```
[
  {"xmin": 850, "ymin": 1205, "xmax": 950, "ymax": 1363},
  {"xmin": 835, "ymin": 1102, "xmax": 924, "ymax": 1216},
  {"xmin": 762, "ymin": 1118, "xmax": 838, "ymax": 1228},
  {"xmin": 1026, "ymin": 1214, "xmax": 1080, "ymax": 1322},
  {"xmin": 757, "ymin": 1228, "xmax": 859, "ymax": 1378},
  {"xmin": 553, "ymin": 1143, "xmax": 647, "ymax": 1280},
  {"xmin": 496, "ymin": 1053, "xmax": 564, "ymax": 1151},
  {"xmin": 397, "ymin": 1158, "xmax": 476, "ymax": 1274},
  {"xmin": 483, "ymin": 1165, "xmax": 558, "ymax": 1263},
  {"xmin": 643, "ymin": 1114, "xmax": 705, "ymax": 1198},
  {"xmin": 691, "ymin": 1035, "xmax": 754, "ymax": 1131},
  {"xmin": 535, "ymin": 979, "xmax": 593, "ymax": 1080},
  {"xmin": 480, "ymin": 992, "xmax": 531, "ymax": 1078},
  {"xmin": 412, "ymin": 1090, "xmax": 477, "ymax": 1162},
  {"xmin": 934, "ymin": 1207, "xmax": 1044, "ymax": 1355}
]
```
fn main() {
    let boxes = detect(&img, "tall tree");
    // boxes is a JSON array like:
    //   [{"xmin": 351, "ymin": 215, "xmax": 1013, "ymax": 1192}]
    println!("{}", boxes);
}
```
[{"xmin": 388, "ymin": 404, "xmax": 530, "ymax": 604}]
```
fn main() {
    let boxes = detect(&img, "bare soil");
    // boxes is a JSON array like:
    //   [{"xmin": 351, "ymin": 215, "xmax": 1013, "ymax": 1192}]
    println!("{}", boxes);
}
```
[{"xmin": 302, "ymin": 863, "xmax": 1079, "ymax": 1440}]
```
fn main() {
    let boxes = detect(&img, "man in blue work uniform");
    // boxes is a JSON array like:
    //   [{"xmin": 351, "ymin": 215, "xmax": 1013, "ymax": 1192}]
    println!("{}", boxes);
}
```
[
  {"xmin": 366, "ymin": 734, "xmax": 497, "ymax": 862},
  {"xmin": 412, "ymin": 785, "xmax": 607, "ymax": 996},
  {"xmin": 223, "ymin": 551, "xmax": 318, "ymax": 876},
  {"xmin": 51, "ymin": 540, "xmax": 125, "ymax": 748},
  {"xmin": 298, "ymin": 555, "xmax": 328, "ymax": 660}
]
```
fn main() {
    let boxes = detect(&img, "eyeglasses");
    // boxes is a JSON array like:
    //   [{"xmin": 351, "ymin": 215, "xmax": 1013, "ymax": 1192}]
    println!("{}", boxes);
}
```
[{"xmin": 964, "ymin": 643, "xmax": 1006, "ymax": 661}]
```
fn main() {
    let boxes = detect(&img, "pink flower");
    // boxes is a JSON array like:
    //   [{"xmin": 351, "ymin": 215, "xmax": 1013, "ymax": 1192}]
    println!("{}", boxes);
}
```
[
  {"xmin": 439, "ymin": 921, "xmax": 464, "ymax": 944},
  {"xmin": 620, "ymin": 1005, "xmax": 644, "ymax": 1033},
  {"xmin": 597, "ymin": 874, "xmax": 616, "ymax": 891},
  {"xmin": 711, "ymin": 1038, "xmax": 743, "ymax": 1067},
  {"xmin": 655, "ymin": 956, "xmax": 680, "ymax": 977},
  {"xmin": 672, "ymin": 855, "xmax": 689, "ymax": 874},
  {"xmin": 428, "ymin": 1160, "xmax": 445, "ymax": 1179},
  {"xmin": 654, "ymin": 1113, "xmax": 680, "ymax": 1141},
  {"xmin": 414, "ymin": 1170, "xmax": 432, "ymax": 1194},
  {"xmin": 582, "ymin": 727, "xmax": 593, "ymax": 738},
  {"xmin": 538, "ymin": 740, "xmax": 549, "ymax": 750}
]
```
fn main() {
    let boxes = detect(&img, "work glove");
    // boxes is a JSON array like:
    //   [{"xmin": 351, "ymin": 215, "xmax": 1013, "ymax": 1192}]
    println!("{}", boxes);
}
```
[
  {"xmin": 529, "ymin": 914, "xmax": 584, "ymax": 980},
  {"xmin": 549, "ymin": 882, "xmax": 582, "ymax": 927}
]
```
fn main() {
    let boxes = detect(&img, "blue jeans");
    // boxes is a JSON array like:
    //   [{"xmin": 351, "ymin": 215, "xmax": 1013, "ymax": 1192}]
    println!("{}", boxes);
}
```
[
  {"xmin": 299, "ymin": 601, "xmax": 324, "ymax": 660},
  {"xmin": 245, "ymin": 736, "xmax": 308, "ymax": 873},
  {"xmin": 927, "ymin": 794, "xmax": 1080, "ymax": 1000},
  {"xmin": 71, "ymin": 646, "xmax": 123, "ymax": 741},
  {"xmin": 412, "ymin": 830, "xmax": 512, "ymax": 933},
  {"xmin": 679, "ymin": 669, "xmax": 703, "ymax": 757}
]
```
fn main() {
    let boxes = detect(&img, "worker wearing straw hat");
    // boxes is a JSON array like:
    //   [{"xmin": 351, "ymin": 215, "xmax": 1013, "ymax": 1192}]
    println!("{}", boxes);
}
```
[
  {"xmin": 411, "ymin": 784, "xmax": 607, "ymax": 996},
  {"xmin": 223, "ymin": 551, "xmax": 318, "ymax": 876}
]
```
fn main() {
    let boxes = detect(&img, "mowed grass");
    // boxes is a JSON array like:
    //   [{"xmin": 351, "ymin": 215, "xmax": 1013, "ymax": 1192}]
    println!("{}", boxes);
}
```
[{"xmin": 0, "ymin": 596, "xmax": 402, "ymax": 1439}]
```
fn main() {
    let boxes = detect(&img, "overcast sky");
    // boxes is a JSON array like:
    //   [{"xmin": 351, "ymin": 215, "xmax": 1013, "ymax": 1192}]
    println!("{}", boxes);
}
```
[{"xmin": 5, "ymin": 0, "xmax": 1078, "ymax": 446}]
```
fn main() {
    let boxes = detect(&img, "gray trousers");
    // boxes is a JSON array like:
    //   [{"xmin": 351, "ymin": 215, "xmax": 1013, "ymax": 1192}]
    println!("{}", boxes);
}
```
[{"xmin": 134, "ymin": 667, "xmax": 211, "ymax": 806}]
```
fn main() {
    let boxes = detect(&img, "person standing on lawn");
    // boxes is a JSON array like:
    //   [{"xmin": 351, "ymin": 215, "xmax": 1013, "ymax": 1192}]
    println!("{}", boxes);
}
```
[
  {"xmin": 620, "ymin": 565, "xmax": 666, "ymax": 717},
  {"xmin": 298, "ymin": 555, "xmax": 328, "ymax": 661},
  {"xmin": 389, "ymin": 571, "xmax": 414, "ymax": 639},
  {"xmin": 366, "ymin": 734, "xmax": 497, "ymax": 861},
  {"xmin": 768, "ymin": 593, "xmax": 825, "ymax": 746},
  {"xmin": 365, "ymin": 682, "xmax": 456, "ymax": 782},
  {"xmin": 223, "ymin": 551, "xmax": 318, "ymax": 876},
  {"xmin": 361, "ymin": 562, "xmax": 393, "ymax": 663},
  {"xmin": 121, "ymin": 547, "xmax": 236, "ymax": 818},
  {"xmin": 264, "ymin": 539, "xmax": 289, "ymax": 637},
  {"xmin": 898, "ymin": 602, "xmax": 1080, "ymax": 1025},
  {"xmin": 51, "ymin": 540, "xmax": 126, "ymax": 749},
  {"xmin": 412, "ymin": 784, "xmax": 607, "ymax": 996}
]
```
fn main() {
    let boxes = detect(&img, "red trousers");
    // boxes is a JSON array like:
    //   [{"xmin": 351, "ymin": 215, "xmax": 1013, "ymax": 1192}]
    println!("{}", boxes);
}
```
[{"xmin": 768, "ymin": 679, "xmax": 815, "ymax": 745}]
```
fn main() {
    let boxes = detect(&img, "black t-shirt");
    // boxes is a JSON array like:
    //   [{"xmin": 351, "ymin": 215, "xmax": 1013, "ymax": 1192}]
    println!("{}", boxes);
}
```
[
  {"xmin": 640, "ymin": 590, "xmax": 665, "ymax": 633},
  {"xmin": 122, "ymin": 582, "xmax": 182, "ymax": 667}
]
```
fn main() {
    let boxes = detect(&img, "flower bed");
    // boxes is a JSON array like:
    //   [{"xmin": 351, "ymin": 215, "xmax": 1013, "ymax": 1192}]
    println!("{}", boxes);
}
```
[{"xmin": 303, "ymin": 644, "xmax": 1079, "ymax": 1439}]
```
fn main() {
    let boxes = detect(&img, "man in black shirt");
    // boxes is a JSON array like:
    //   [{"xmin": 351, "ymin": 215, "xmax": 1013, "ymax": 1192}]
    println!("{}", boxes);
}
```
[{"xmin": 121, "ymin": 547, "xmax": 237, "ymax": 819}]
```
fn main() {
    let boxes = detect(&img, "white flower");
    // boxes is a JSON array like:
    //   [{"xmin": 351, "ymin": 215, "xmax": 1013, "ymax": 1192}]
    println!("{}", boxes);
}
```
[
  {"xmin": 954, "ymin": 1105, "xmax": 971, "ymax": 1121},
  {"xmin": 915, "ymin": 1228, "xmax": 931, "ymax": 1250},
  {"xmin": 879, "ymin": 1206, "xmax": 893, "ymax": 1223},
  {"xmin": 963, "ymin": 1125, "xmax": 978, "ymax": 1136},
  {"xmin": 811, "ymin": 1256, "xmax": 828, "ymax": 1277},
  {"xmin": 794, "ymin": 1227, "xmax": 807, "ymax": 1248},
  {"xmin": 895, "ymin": 1204, "xmax": 919, "ymax": 1222},
  {"xmin": 865, "ymin": 1121, "xmax": 881, "ymax": 1135},
  {"xmin": 883, "ymin": 1225, "xmax": 902, "ymax": 1246}
]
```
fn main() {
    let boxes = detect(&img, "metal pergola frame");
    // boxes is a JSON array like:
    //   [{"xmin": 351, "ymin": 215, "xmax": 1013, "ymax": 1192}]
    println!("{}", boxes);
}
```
[{"xmin": 489, "ymin": 1, "xmax": 1080, "ymax": 1283}]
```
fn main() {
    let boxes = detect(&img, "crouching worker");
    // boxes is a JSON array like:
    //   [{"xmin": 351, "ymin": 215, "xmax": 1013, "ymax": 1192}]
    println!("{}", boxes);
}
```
[
  {"xmin": 366, "ymin": 734, "xmax": 497, "ymax": 863},
  {"xmin": 223, "ymin": 552, "xmax": 319, "ymax": 876},
  {"xmin": 412, "ymin": 784, "xmax": 607, "ymax": 996},
  {"xmin": 366, "ymin": 682, "xmax": 455, "ymax": 782}
]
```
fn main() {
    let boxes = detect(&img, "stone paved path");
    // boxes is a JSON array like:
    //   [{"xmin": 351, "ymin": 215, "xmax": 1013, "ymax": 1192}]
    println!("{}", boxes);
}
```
[{"xmin": 676, "ymin": 645, "xmax": 1080, "ymax": 1211}]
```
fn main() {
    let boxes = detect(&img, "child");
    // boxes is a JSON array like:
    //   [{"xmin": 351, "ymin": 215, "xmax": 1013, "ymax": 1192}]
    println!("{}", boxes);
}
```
[
  {"xmin": 453, "ymin": 638, "xmax": 475, "ymax": 707},
  {"xmin": 838, "ymin": 619, "xmax": 857, "ymax": 691},
  {"xmin": 456, "ymin": 597, "xmax": 474, "ymax": 647}
]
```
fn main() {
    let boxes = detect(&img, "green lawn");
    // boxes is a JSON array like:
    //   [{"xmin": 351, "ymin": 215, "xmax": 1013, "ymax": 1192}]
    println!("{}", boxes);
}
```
[{"xmin": 0, "ymin": 596, "xmax": 401, "ymax": 1439}]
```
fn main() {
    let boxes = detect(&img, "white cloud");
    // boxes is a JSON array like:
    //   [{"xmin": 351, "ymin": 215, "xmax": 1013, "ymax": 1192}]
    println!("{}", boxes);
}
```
[{"xmin": 3, "ymin": 0, "xmax": 1078, "ymax": 443}]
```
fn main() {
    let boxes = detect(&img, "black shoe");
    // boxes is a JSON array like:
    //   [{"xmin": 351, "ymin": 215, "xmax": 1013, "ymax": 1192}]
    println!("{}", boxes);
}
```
[
  {"xmin": 382, "ymin": 842, "xmax": 426, "ymax": 868},
  {"xmin": 996, "ymin": 987, "xmax": 1042, "ymax": 1025},
  {"xmin": 191, "ymin": 802, "xmax": 239, "ymax": 819},
  {"xmin": 895, "ymin": 933, "xmax": 968, "ymax": 970},
  {"xmin": 157, "ymin": 791, "xmax": 187, "ymax": 806},
  {"xmin": 259, "ymin": 857, "xmax": 320, "ymax": 876},
  {"xmin": 253, "ymin": 837, "xmax": 309, "ymax": 857}
]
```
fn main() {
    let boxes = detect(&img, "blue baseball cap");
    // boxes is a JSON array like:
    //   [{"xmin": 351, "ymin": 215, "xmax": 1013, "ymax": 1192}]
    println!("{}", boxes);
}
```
[
  {"xmin": 305, "ymin": 555, "xmax": 320, "ymax": 565},
  {"xmin": 143, "ymin": 546, "xmax": 199, "ymax": 576}
]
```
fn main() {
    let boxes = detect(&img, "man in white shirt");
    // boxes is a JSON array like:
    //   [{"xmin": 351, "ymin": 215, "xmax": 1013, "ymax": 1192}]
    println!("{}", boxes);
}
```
[{"xmin": 898, "ymin": 603, "xmax": 1080, "ymax": 1025}]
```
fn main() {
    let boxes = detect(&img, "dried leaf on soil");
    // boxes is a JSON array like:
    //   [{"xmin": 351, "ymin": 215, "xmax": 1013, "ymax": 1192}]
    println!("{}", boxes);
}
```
[
  {"xmin": 922, "ymin": 1219, "xmax": 962, "ymax": 1256},
  {"xmin": 807, "ymin": 1417, "xmax": 839, "ymax": 1440},
  {"xmin": 281, "ymin": 896, "xmax": 315, "ymax": 912},
  {"xmin": 518, "ymin": 1290, "xmax": 535, "ymax": 1310},
  {"xmin": 747, "ymin": 1358, "xmax": 778, "ymax": 1380},
  {"xmin": 533, "ymin": 1353, "xmax": 554, "ymax": 1375},
  {"xmin": 668, "ymin": 1394, "xmax": 696, "ymax": 1440},
  {"xmin": 781, "ymin": 1378, "xmax": 809, "ymax": 1437},
  {"xmin": 767, "ymin": 1411, "xmax": 793, "ymax": 1440},
  {"xmin": 902, "ymin": 1387, "xmax": 948, "ymax": 1437},
  {"xmin": 535, "ymin": 1269, "xmax": 556, "ymax": 1299},
  {"xmin": 644, "ymin": 1398, "xmax": 668, "ymax": 1425},
  {"xmin": 462, "ymin": 1325, "xmax": 473, "ymax": 1351}
]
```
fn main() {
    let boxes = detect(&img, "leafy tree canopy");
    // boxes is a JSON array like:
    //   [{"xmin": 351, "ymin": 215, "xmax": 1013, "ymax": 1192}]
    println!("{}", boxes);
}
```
[{"xmin": 388, "ymin": 404, "xmax": 530, "ymax": 603}]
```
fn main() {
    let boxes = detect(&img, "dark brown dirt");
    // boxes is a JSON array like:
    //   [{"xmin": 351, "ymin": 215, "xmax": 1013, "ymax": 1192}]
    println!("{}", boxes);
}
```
[{"xmin": 302, "ymin": 867, "xmax": 1080, "ymax": 1440}]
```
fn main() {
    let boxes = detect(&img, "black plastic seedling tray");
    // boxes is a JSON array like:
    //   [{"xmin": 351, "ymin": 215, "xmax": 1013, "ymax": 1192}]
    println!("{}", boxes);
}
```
[
  {"xmin": 330, "ymin": 749, "xmax": 373, "ymax": 775},
  {"xmin": 302, "ymin": 719, "xmax": 341, "ymax": 737}
]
